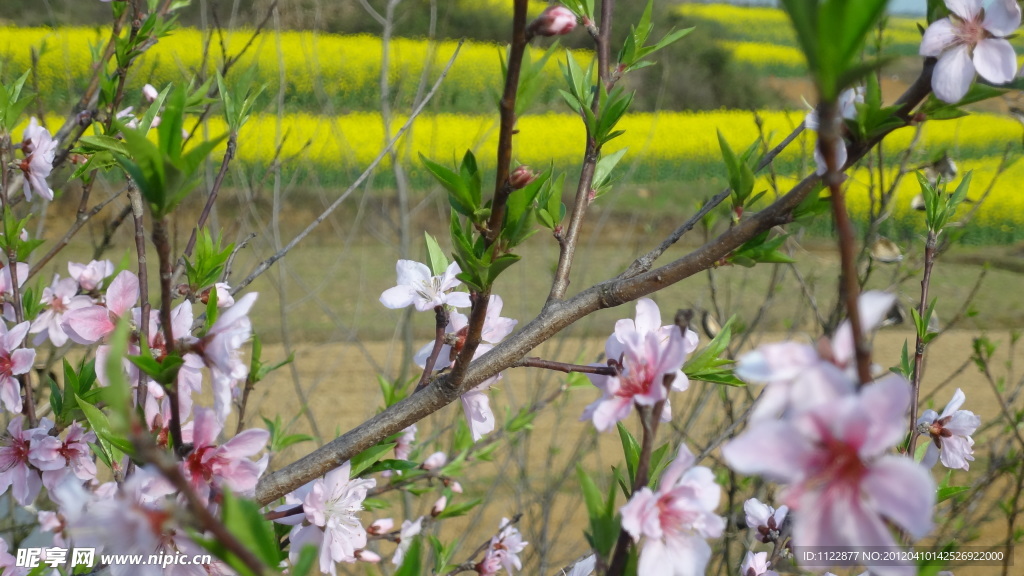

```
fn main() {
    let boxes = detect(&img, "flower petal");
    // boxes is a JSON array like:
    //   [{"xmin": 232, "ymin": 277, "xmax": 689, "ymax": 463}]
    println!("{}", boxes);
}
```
[
  {"xmin": 932, "ymin": 44, "xmax": 976, "ymax": 103},
  {"xmin": 105, "ymin": 270, "xmax": 140, "ymax": 318},
  {"xmin": 982, "ymin": 0, "xmax": 1022, "ymax": 37},
  {"xmin": 863, "ymin": 455, "xmax": 935, "ymax": 539},
  {"xmin": 946, "ymin": 0, "xmax": 983, "ymax": 21},
  {"xmin": 973, "ymin": 38, "xmax": 1018, "ymax": 84},
  {"xmin": 919, "ymin": 18, "xmax": 958, "ymax": 57}
]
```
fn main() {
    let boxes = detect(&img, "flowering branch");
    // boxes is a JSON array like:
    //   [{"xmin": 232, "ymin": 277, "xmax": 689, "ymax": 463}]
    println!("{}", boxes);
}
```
[
  {"xmin": 152, "ymin": 217, "xmax": 185, "ymax": 453},
  {"xmin": 254, "ymin": 61, "xmax": 937, "ymax": 506}
]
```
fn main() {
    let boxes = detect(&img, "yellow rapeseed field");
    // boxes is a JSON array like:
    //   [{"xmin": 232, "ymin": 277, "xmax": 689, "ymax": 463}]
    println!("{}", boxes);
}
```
[{"xmin": 0, "ymin": 27, "xmax": 570, "ymax": 111}]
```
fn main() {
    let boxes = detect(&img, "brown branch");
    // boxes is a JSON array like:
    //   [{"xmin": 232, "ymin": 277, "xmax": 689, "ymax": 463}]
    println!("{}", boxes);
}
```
[
  {"xmin": 484, "ymin": 0, "xmax": 531, "ymax": 245},
  {"xmin": 128, "ymin": 186, "xmax": 151, "ymax": 411},
  {"xmin": 908, "ymin": 229, "xmax": 937, "ymax": 455},
  {"xmin": 152, "ymin": 218, "xmax": 184, "ymax": 455},
  {"xmin": 513, "ymin": 357, "xmax": 617, "ymax": 376},
  {"xmin": 416, "ymin": 306, "xmax": 449, "ymax": 391},
  {"xmin": 818, "ymin": 100, "xmax": 872, "ymax": 387}
]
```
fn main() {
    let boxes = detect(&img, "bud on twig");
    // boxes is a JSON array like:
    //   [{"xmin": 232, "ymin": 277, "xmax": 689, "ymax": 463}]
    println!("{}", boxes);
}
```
[
  {"xmin": 431, "ymin": 495, "xmax": 447, "ymax": 516},
  {"xmin": 509, "ymin": 165, "xmax": 537, "ymax": 189},
  {"xmin": 368, "ymin": 518, "xmax": 394, "ymax": 535},
  {"xmin": 529, "ymin": 6, "xmax": 577, "ymax": 37}
]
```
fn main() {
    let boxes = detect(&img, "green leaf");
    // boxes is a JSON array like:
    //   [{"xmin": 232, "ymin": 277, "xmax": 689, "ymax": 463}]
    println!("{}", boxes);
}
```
[
  {"xmin": 77, "ymin": 397, "xmax": 135, "ymax": 456},
  {"xmin": 421, "ymin": 154, "xmax": 475, "ymax": 217},
  {"xmin": 424, "ymin": 232, "xmax": 450, "ymax": 276},
  {"xmin": 616, "ymin": 422, "xmax": 641, "ymax": 488},
  {"xmin": 937, "ymin": 485, "xmax": 971, "ymax": 503},
  {"xmin": 349, "ymin": 442, "xmax": 397, "ymax": 478}
]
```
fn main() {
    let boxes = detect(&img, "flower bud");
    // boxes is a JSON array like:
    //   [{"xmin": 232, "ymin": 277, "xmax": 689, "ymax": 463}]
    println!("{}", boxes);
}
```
[
  {"xmin": 431, "ymin": 495, "xmax": 447, "ymax": 517},
  {"xmin": 368, "ymin": 518, "xmax": 394, "ymax": 534},
  {"xmin": 422, "ymin": 451, "xmax": 447, "ymax": 471},
  {"xmin": 530, "ymin": 6, "xmax": 577, "ymax": 37},
  {"xmin": 509, "ymin": 165, "xmax": 536, "ymax": 190},
  {"xmin": 143, "ymin": 84, "xmax": 159, "ymax": 103},
  {"xmin": 355, "ymin": 550, "xmax": 381, "ymax": 563},
  {"xmin": 450, "ymin": 481, "xmax": 463, "ymax": 494}
]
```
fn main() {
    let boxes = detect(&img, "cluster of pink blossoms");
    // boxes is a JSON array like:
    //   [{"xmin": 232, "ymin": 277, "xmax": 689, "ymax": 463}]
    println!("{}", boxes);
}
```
[
  {"xmin": 723, "ymin": 291, "xmax": 947, "ymax": 575},
  {"xmin": 0, "ymin": 246, "xmax": 270, "ymax": 573}
]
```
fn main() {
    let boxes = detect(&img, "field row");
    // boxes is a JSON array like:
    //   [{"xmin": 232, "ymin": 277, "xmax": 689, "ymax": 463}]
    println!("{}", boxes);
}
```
[
  {"xmin": 0, "ymin": 26, "xmax": 569, "ymax": 114},
  {"xmin": 27, "ymin": 109, "xmax": 1023, "ymax": 241}
]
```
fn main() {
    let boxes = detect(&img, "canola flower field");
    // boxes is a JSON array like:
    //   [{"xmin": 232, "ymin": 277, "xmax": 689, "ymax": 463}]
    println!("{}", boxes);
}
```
[
  {"xmin": 21, "ymin": 108, "xmax": 1024, "ymax": 242},
  {"xmin": 0, "ymin": 26, "xmax": 570, "ymax": 113}
]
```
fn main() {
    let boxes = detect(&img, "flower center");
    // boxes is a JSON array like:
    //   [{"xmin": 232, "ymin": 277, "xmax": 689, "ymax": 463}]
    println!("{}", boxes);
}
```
[
  {"xmin": 956, "ymin": 16, "xmax": 988, "ymax": 47},
  {"xmin": 0, "ymin": 354, "xmax": 13, "ymax": 377}
]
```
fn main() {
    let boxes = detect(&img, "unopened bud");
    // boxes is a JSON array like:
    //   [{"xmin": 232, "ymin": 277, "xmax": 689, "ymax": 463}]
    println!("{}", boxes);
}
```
[
  {"xmin": 530, "ymin": 6, "xmax": 577, "ymax": 37},
  {"xmin": 422, "ymin": 451, "xmax": 447, "ymax": 471},
  {"xmin": 368, "ymin": 518, "xmax": 394, "ymax": 534},
  {"xmin": 509, "ymin": 165, "xmax": 536, "ymax": 190},
  {"xmin": 449, "ymin": 481, "xmax": 463, "ymax": 494},
  {"xmin": 143, "ymin": 84, "xmax": 159, "ymax": 103},
  {"xmin": 355, "ymin": 550, "xmax": 381, "ymax": 563},
  {"xmin": 431, "ymin": 495, "xmax": 447, "ymax": 516}
]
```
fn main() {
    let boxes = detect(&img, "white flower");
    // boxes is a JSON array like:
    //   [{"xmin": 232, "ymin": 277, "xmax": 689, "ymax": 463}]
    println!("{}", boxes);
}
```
[
  {"xmin": 379, "ymin": 260, "xmax": 471, "ymax": 312},
  {"xmin": 19, "ymin": 117, "xmax": 57, "ymax": 201},
  {"xmin": 920, "ymin": 0, "xmax": 1021, "ymax": 102},
  {"xmin": 916, "ymin": 387, "xmax": 981, "ymax": 470},
  {"xmin": 391, "ymin": 516, "xmax": 423, "ymax": 566}
]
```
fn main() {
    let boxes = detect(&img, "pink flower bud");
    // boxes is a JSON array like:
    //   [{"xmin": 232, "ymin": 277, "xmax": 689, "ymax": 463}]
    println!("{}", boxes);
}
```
[
  {"xmin": 450, "ymin": 481, "xmax": 463, "ymax": 494},
  {"xmin": 530, "ymin": 6, "xmax": 577, "ymax": 37},
  {"xmin": 356, "ymin": 550, "xmax": 382, "ymax": 563},
  {"xmin": 368, "ymin": 518, "xmax": 394, "ymax": 534},
  {"xmin": 509, "ymin": 165, "xmax": 537, "ymax": 190},
  {"xmin": 143, "ymin": 84, "xmax": 159, "ymax": 103},
  {"xmin": 431, "ymin": 495, "xmax": 447, "ymax": 517},
  {"xmin": 422, "ymin": 451, "xmax": 447, "ymax": 471}
]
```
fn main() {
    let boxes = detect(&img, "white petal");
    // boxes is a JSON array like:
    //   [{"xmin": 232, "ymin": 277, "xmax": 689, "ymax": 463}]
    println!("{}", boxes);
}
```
[
  {"xmin": 946, "ymin": 0, "xmax": 983, "ymax": 21},
  {"xmin": 394, "ymin": 260, "xmax": 431, "ymax": 286},
  {"xmin": 973, "ymin": 38, "xmax": 1018, "ymax": 84},
  {"xmin": 940, "ymin": 388, "xmax": 966, "ymax": 417},
  {"xmin": 863, "ymin": 456, "xmax": 936, "ymax": 539},
  {"xmin": 983, "ymin": 0, "xmax": 1022, "ymax": 37},
  {"xmin": 932, "ymin": 44, "xmax": 976, "ymax": 103},
  {"xmin": 919, "ymin": 18, "xmax": 958, "ymax": 57}
]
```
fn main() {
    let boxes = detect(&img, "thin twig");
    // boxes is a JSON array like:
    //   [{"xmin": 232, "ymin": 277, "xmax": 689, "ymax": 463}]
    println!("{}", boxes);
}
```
[
  {"xmin": 416, "ymin": 306, "xmax": 449, "ymax": 390},
  {"xmin": 908, "ymin": 229, "xmax": 938, "ymax": 455},
  {"xmin": 513, "ymin": 357, "xmax": 617, "ymax": 376},
  {"xmin": 27, "ymin": 187, "xmax": 126, "ymax": 282}
]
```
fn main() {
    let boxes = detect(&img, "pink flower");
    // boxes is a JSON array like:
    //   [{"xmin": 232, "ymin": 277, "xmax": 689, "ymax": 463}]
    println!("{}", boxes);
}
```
[
  {"xmin": 356, "ymin": 549, "xmax": 381, "ymax": 563},
  {"xmin": 0, "ymin": 417, "xmax": 51, "ymax": 505},
  {"xmin": 620, "ymin": 442, "xmax": 725, "ymax": 576},
  {"xmin": 917, "ymin": 388, "xmax": 981, "ymax": 471},
  {"xmin": 0, "ymin": 321, "xmax": 35, "ymax": 413},
  {"xmin": 391, "ymin": 516, "xmax": 423, "ymax": 566},
  {"xmin": 531, "ymin": 6, "xmax": 577, "ymax": 36},
  {"xmin": 143, "ymin": 83, "xmax": 159, "ymax": 102},
  {"xmin": 29, "ymin": 420, "xmax": 98, "ymax": 490},
  {"xmin": 0, "ymin": 537, "xmax": 27, "ymax": 576},
  {"xmin": 288, "ymin": 461, "xmax": 376, "ymax": 574},
  {"xmin": 475, "ymin": 518, "xmax": 528, "ymax": 574},
  {"xmin": 192, "ymin": 292, "xmax": 257, "ymax": 422},
  {"xmin": 736, "ymin": 291, "xmax": 894, "ymax": 421},
  {"xmin": 582, "ymin": 298, "xmax": 698, "ymax": 431},
  {"xmin": 19, "ymin": 117, "xmax": 57, "ymax": 201},
  {"xmin": 62, "ymin": 270, "xmax": 139, "ymax": 344},
  {"xmin": 723, "ymin": 375, "xmax": 935, "ymax": 573},
  {"xmin": 368, "ymin": 518, "xmax": 394, "ymax": 534},
  {"xmin": 422, "ymin": 451, "xmax": 447, "ymax": 470},
  {"xmin": 921, "ymin": 0, "xmax": 1021, "ymax": 103},
  {"xmin": 740, "ymin": 551, "xmax": 779, "ymax": 576},
  {"xmin": 743, "ymin": 498, "xmax": 788, "ymax": 543},
  {"xmin": 30, "ymin": 275, "xmax": 93, "ymax": 347},
  {"xmin": 181, "ymin": 408, "xmax": 269, "ymax": 504},
  {"xmin": 67, "ymin": 259, "xmax": 114, "ymax": 292},
  {"xmin": 414, "ymin": 295, "xmax": 517, "ymax": 440},
  {"xmin": 380, "ymin": 260, "xmax": 471, "ymax": 312},
  {"xmin": 431, "ymin": 495, "xmax": 447, "ymax": 516},
  {"xmin": 137, "ymin": 302, "xmax": 204, "ymax": 428}
]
